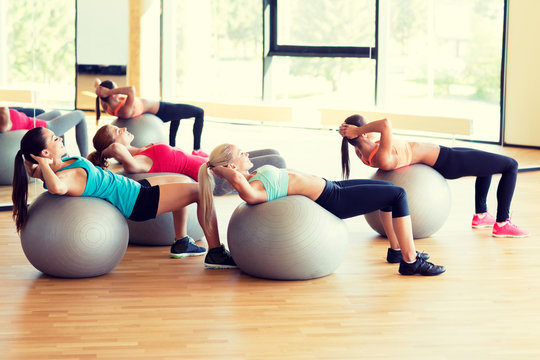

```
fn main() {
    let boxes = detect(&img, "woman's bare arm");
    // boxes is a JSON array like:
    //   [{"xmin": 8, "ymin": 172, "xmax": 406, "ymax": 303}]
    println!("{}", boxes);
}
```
[
  {"xmin": 103, "ymin": 143, "xmax": 151, "ymax": 173},
  {"xmin": 340, "ymin": 118, "xmax": 396, "ymax": 169},
  {"xmin": 31, "ymin": 155, "xmax": 70, "ymax": 195},
  {"xmin": 0, "ymin": 107, "xmax": 11, "ymax": 132},
  {"xmin": 212, "ymin": 166, "xmax": 267, "ymax": 204},
  {"xmin": 24, "ymin": 160, "xmax": 43, "ymax": 180},
  {"xmin": 367, "ymin": 119, "xmax": 396, "ymax": 169},
  {"xmin": 96, "ymin": 85, "xmax": 136, "ymax": 118}
]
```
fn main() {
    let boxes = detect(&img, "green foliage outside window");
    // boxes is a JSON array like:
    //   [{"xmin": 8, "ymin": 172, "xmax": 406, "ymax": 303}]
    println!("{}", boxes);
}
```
[
  {"xmin": 6, "ymin": 0, "xmax": 75, "ymax": 85},
  {"xmin": 286, "ymin": 0, "xmax": 374, "ymax": 92}
]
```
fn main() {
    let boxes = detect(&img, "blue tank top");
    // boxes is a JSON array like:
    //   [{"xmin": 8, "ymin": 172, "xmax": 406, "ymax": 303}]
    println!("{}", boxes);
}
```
[
  {"xmin": 248, "ymin": 165, "xmax": 289, "ymax": 201},
  {"xmin": 47, "ymin": 156, "xmax": 141, "ymax": 217}
]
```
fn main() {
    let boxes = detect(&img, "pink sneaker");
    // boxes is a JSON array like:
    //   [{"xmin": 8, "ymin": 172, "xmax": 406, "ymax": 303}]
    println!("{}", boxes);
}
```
[
  {"xmin": 192, "ymin": 149, "xmax": 209, "ymax": 158},
  {"xmin": 471, "ymin": 213, "xmax": 496, "ymax": 228},
  {"xmin": 492, "ymin": 220, "xmax": 530, "ymax": 238}
]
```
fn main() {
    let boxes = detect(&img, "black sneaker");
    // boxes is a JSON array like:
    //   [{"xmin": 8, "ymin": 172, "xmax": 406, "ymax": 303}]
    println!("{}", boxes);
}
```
[
  {"xmin": 387, "ymin": 249, "xmax": 430, "ymax": 263},
  {"xmin": 398, "ymin": 256, "xmax": 446, "ymax": 276},
  {"xmin": 204, "ymin": 245, "xmax": 237, "ymax": 269},
  {"xmin": 170, "ymin": 236, "xmax": 206, "ymax": 258}
]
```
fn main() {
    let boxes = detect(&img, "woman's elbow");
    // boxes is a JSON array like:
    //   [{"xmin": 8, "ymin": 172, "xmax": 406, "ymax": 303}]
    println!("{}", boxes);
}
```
[
  {"xmin": 123, "ymin": 164, "xmax": 140, "ymax": 174},
  {"xmin": 0, "ymin": 118, "xmax": 10, "ymax": 132},
  {"xmin": 381, "ymin": 118, "xmax": 392, "ymax": 131},
  {"xmin": 378, "ymin": 164, "xmax": 395, "ymax": 171},
  {"xmin": 243, "ymin": 197, "xmax": 263, "ymax": 205},
  {"xmin": 377, "ymin": 158, "xmax": 395, "ymax": 171},
  {"xmin": 47, "ymin": 185, "xmax": 68, "ymax": 195},
  {"xmin": 241, "ymin": 193, "xmax": 266, "ymax": 205}
]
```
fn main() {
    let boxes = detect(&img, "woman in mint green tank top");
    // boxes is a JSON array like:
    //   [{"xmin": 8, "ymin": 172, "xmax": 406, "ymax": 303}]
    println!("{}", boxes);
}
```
[
  {"xmin": 11, "ymin": 127, "xmax": 236, "ymax": 269},
  {"xmin": 197, "ymin": 143, "xmax": 446, "ymax": 277}
]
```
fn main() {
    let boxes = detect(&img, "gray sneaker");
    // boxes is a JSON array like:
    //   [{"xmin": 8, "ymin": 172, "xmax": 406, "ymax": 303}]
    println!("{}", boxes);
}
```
[
  {"xmin": 170, "ymin": 236, "xmax": 206, "ymax": 258},
  {"xmin": 204, "ymin": 245, "xmax": 237, "ymax": 269}
]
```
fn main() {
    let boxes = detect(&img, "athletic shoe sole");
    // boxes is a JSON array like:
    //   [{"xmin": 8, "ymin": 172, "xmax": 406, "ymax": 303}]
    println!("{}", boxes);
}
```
[
  {"xmin": 204, "ymin": 263, "xmax": 238, "ymax": 269},
  {"xmin": 170, "ymin": 252, "xmax": 206, "ymax": 258},
  {"xmin": 472, "ymin": 224, "xmax": 495, "ymax": 229},
  {"xmin": 492, "ymin": 233, "xmax": 529, "ymax": 238}
]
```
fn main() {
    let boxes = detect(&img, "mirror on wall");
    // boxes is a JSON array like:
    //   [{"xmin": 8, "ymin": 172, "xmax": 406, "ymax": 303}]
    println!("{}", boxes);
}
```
[
  {"xmin": 1, "ymin": 0, "xmax": 129, "ymax": 211},
  {"xmin": 0, "ymin": 0, "xmax": 76, "ymax": 209},
  {"xmin": 75, "ymin": 0, "xmax": 128, "ymax": 110}
]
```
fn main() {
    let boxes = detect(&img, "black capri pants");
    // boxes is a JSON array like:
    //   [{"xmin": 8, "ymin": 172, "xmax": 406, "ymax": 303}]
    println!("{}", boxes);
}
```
[
  {"xmin": 155, "ymin": 101, "xmax": 204, "ymax": 149},
  {"xmin": 433, "ymin": 146, "xmax": 518, "ymax": 222},
  {"xmin": 315, "ymin": 179, "xmax": 410, "ymax": 219}
]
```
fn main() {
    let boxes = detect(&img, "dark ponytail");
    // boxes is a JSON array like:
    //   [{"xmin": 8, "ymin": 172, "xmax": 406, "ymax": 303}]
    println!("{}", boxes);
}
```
[
  {"xmin": 340, "ymin": 114, "xmax": 367, "ymax": 180},
  {"xmin": 12, "ymin": 127, "xmax": 47, "ymax": 232},
  {"xmin": 95, "ymin": 80, "xmax": 116, "ymax": 125},
  {"xmin": 95, "ymin": 96, "xmax": 101, "ymax": 124},
  {"xmin": 341, "ymin": 137, "xmax": 351, "ymax": 180},
  {"xmin": 87, "ymin": 150, "xmax": 108, "ymax": 168}
]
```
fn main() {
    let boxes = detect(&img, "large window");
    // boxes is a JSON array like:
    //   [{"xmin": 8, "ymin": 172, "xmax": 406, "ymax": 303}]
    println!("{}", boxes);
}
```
[
  {"xmin": 378, "ymin": 0, "xmax": 505, "ymax": 141},
  {"xmin": 162, "ymin": 0, "xmax": 262, "ymax": 103},
  {"xmin": 0, "ymin": 0, "xmax": 76, "ymax": 109},
  {"xmin": 267, "ymin": 57, "xmax": 375, "ymax": 109},
  {"xmin": 270, "ymin": 0, "xmax": 375, "ymax": 56},
  {"xmin": 276, "ymin": 0, "xmax": 374, "ymax": 47},
  {"xmin": 161, "ymin": 0, "xmax": 506, "ymax": 141},
  {"xmin": 266, "ymin": 0, "xmax": 377, "ymax": 122}
]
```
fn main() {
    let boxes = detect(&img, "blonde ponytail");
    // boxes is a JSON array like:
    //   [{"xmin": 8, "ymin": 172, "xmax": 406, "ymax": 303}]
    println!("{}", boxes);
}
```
[
  {"xmin": 198, "ymin": 162, "xmax": 216, "ymax": 231},
  {"xmin": 197, "ymin": 144, "xmax": 235, "ymax": 230}
]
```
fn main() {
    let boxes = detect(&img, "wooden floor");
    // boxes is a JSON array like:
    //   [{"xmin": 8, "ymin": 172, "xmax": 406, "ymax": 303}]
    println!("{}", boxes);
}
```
[{"xmin": 1, "ymin": 118, "xmax": 540, "ymax": 359}]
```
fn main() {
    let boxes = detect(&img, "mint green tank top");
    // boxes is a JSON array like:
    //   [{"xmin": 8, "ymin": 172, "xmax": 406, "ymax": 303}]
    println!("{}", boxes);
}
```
[{"xmin": 248, "ymin": 165, "xmax": 289, "ymax": 201}]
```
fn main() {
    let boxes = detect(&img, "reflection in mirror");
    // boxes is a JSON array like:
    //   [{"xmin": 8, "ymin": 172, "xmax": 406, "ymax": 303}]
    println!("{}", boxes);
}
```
[{"xmin": 0, "ymin": 0, "xmax": 76, "ymax": 209}]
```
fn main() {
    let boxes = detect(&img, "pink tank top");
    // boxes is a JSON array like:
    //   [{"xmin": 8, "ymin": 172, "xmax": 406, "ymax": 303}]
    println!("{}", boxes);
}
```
[
  {"xmin": 107, "ymin": 95, "xmax": 145, "ymax": 118},
  {"xmin": 361, "ymin": 139, "xmax": 413, "ymax": 169},
  {"xmin": 9, "ymin": 109, "xmax": 47, "ymax": 130},
  {"xmin": 135, "ymin": 143, "xmax": 207, "ymax": 180}
]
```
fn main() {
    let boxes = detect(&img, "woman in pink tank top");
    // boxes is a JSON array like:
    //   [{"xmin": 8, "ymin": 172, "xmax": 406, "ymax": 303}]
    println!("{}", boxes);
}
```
[{"xmin": 88, "ymin": 124, "xmax": 207, "ymax": 180}]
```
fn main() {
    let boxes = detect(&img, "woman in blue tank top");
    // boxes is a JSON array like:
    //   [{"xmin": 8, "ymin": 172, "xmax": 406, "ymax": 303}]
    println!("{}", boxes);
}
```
[
  {"xmin": 11, "ymin": 127, "xmax": 236, "ymax": 269},
  {"xmin": 197, "ymin": 143, "xmax": 446, "ymax": 277}
]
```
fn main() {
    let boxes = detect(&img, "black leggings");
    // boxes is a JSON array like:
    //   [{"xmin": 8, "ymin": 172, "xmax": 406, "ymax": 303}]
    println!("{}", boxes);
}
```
[
  {"xmin": 155, "ymin": 101, "xmax": 204, "ymax": 149},
  {"xmin": 433, "ymin": 146, "xmax": 518, "ymax": 222},
  {"xmin": 315, "ymin": 179, "xmax": 410, "ymax": 219},
  {"xmin": 11, "ymin": 107, "xmax": 88, "ymax": 157}
]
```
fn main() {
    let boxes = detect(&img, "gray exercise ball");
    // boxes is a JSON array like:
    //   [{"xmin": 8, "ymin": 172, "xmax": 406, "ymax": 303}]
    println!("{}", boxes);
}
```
[
  {"xmin": 120, "ymin": 171, "xmax": 205, "ymax": 245},
  {"xmin": 364, "ymin": 164, "xmax": 451, "ymax": 239},
  {"xmin": 20, "ymin": 193, "xmax": 129, "ymax": 278},
  {"xmin": 111, "ymin": 113, "xmax": 167, "ymax": 147},
  {"xmin": 0, "ymin": 130, "xmax": 34, "ymax": 185},
  {"xmin": 227, "ymin": 195, "xmax": 349, "ymax": 280}
]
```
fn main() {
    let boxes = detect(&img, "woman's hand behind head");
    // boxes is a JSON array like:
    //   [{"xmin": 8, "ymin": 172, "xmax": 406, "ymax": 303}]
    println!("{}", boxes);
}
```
[
  {"xmin": 211, "ymin": 165, "xmax": 232, "ymax": 178},
  {"xmin": 95, "ymin": 86, "xmax": 111, "ymax": 98},
  {"xmin": 30, "ymin": 153, "xmax": 53, "ymax": 167},
  {"xmin": 339, "ymin": 123, "xmax": 360, "ymax": 139}
]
